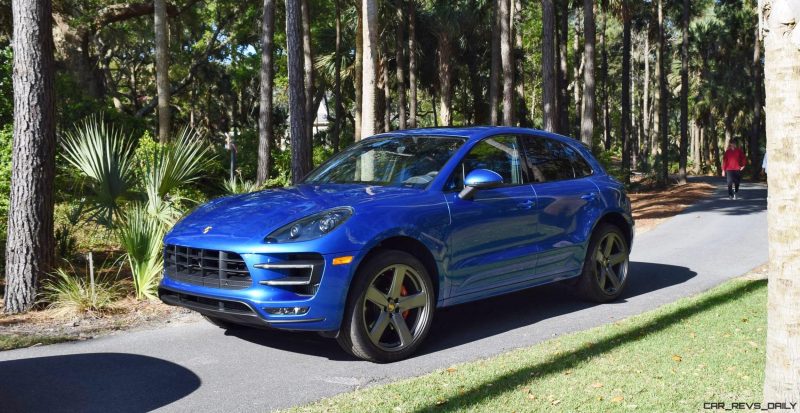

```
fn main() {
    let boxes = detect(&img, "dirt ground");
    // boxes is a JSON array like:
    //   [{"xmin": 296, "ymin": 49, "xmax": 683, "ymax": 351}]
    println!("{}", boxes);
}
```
[{"xmin": 0, "ymin": 180, "xmax": 716, "ymax": 350}]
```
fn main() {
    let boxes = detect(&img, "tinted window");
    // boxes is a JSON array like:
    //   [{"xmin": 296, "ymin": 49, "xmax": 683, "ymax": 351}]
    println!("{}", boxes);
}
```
[
  {"xmin": 521, "ymin": 136, "xmax": 592, "ymax": 182},
  {"xmin": 448, "ymin": 136, "xmax": 527, "ymax": 189}
]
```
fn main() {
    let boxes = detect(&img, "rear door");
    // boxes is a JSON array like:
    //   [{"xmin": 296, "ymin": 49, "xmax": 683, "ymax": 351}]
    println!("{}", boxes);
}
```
[
  {"xmin": 444, "ymin": 135, "xmax": 539, "ymax": 297},
  {"xmin": 519, "ymin": 135, "xmax": 601, "ymax": 279}
]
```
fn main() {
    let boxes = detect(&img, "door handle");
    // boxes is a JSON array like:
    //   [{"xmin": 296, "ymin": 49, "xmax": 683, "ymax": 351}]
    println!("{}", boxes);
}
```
[
  {"xmin": 517, "ymin": 199, "xmax": 534, "ymax": 209},
  {"xmin": 581, "ymin": 192, "xmax": 598, "ymax": 202}
]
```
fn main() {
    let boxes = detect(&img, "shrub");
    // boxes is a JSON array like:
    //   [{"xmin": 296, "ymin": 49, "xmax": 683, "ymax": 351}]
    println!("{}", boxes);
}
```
[
  {"xmin": 223, "ymin": 175, "xmax": 263, "ymax": 194},
  {"xmin": 42, "ymin": 267, "xmax": 123, "ymax": 317},
  {"xmin": 116, "ymin": 204, "xmax": 164, "ymax": 300}
]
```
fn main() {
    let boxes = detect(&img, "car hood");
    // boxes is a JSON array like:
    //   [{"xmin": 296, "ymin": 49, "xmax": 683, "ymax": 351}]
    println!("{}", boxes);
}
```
[{"xmin": 166, "ymin": 184, "xmax": 422, "ymax": 243}]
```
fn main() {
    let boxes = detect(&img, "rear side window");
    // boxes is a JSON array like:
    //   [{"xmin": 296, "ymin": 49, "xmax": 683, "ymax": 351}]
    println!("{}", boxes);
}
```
[
  {"xmin": 447, "ymin": 136, "xmax": 527, "ymax": 189},
  {"xmin": 520, "ymin": 136, "xmax": 593, "ymax": 182}
]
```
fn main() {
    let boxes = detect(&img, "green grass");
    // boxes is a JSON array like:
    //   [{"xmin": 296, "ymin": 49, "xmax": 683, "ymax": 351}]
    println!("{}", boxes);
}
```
[
  {"xmin": 288, "ymin": 278, "xmax": 767, "ymax": 413},
  {"xmin": 0, "ymin": 334, "xmax": 77, "ymax": 351}
]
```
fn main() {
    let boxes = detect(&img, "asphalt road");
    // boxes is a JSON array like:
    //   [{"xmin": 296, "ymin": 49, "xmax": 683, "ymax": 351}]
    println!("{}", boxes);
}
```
[{"xmin": 0, "ymin": 178, "xmax": 768, "ymax": 412}]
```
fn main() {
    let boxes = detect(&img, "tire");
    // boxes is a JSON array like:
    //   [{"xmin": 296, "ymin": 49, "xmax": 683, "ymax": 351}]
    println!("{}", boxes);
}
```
[
  {"xmin": 337, "ymin": 250, "xmax": 435, "ymax": 363},
  {"xmin": 202, "ymin": 315, "xmax": 241, "ymax": 330},
  {"xmin": 576, "ymin": 223, "xmax": 630, "ymax": 303}
]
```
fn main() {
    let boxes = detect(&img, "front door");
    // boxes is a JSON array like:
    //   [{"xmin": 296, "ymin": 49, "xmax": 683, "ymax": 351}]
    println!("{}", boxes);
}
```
[{"xmin": 444, "ymin": 136, "xmax": 539, "ymax": 297}]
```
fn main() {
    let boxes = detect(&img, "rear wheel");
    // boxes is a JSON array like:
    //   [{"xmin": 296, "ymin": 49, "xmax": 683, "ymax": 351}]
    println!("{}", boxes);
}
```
[
  {"xmin": 577, "ymin": 224, "xmax": 630, "ymax": 302},
  {"xmin": 337, "ymin": 250, "xmax": 435, "ymax": 363}
]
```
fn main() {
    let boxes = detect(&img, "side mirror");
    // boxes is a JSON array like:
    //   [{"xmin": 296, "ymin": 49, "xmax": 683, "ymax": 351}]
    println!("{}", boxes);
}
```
[{"xmin": 458, "ymin": 169, "xmax": 504, "ymax": 199}]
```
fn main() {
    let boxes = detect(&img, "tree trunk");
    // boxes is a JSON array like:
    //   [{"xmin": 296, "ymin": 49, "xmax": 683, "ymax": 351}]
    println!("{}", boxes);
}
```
[
  {"xmin": 657, "ymin": 0, "xmax": 668, "ymax": 185},
  {"xmin": 621, "ymin": 1, "xmax": 631, "ymax": 182},
  {"xmin": 678, "ymin": 0, "xmax": 689, "ymax": 184},
  {"xmin": 601, "ymin": 0, "xmax": 610, "ymax": 150},
  {"xmin": 573, "ymin": 5, "xmax": 582, "ymax": 137},
  {"xmin": 513, "ymin": 0, "xmax": 526, "ymax": 126},
  {"xmin": 762, "ymin": 0, "xmax": 800, "ymax": 403},
  {"xmin": 489, "ymin": 0, "xmax": 501, "ymax": 125},
  {"xmin": 332, "ymin": 0, "xmax": 343, "ymax": 152},
  {"xmin": 580, "ymin": 0, "xmax": 595, "ymax": 148},
  {"xmin": 395, "ymin": 0, "xmax": 406, "ymax": 130},
  {"xmin": 750, "ymin": 17, "xmax": 763, "ymax": 179},
  {"xmin": 541, "ymin": 0, "xmax": 557, "ymax": 132},
  {"xmin": 301, "ymin": 0, "xmax": 314, "ymax": 143},
  {"xmin": 437, "ymin": 35, "xmax": 453, "ymax": 126},
  {"xmin": 556, "ymin": 0, "xmax": 569, "ymax": 135},
  {"xmin": 499, "ymin": 0, "xmax": 513, "ymax": 125},
  {"xmin": 257, "ymin": 0, "xmax": 275, "ymax": 185},
  {"xmin": 5, "ymin": 0, "xmax": 56, "ymax": 313},
  {"xmin": 154, "ymin": 0, "xmax": 170, "ymax": 142},
  {"xmin": 286, "ymin": 0, "xmax": 310, "ymax": 183},
  {"xmin": 381, "ymin": 49, "xmax": 391, "ymax": 132},
  {"xmin": 355, "ymin": 5, "xmax": 364, "ymax": 140},
  {"xmin": 361, "ymin": 0, "xmax": 379, "ymax": 137},
  {"xmin": 407, "ymin": 1, "xmax": 417, "ymax": 128},
  {"xmin": 643, "ymin": 24, "xmax": 651, "ymax": 161}
]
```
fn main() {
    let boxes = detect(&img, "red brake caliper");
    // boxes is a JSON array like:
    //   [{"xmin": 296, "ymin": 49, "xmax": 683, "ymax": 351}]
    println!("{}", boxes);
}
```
[{"xmin": 400, "ymin": 286, "xmax": 410, "ymax": 319}]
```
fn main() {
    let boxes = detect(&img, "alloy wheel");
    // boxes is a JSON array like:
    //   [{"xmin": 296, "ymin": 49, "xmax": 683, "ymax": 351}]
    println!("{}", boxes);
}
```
[{"xmin": 593, "ymin": 232, "xmax": 629, "ymax": 294}]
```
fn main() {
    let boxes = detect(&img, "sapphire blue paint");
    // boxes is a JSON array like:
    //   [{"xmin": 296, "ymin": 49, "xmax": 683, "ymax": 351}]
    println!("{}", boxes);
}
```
[{"xmin": 159, "ymin": 127, "xmax": 634, "ymax": 332}]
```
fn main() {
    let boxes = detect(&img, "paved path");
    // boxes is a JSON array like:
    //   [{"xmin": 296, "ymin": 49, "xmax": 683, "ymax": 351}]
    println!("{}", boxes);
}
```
[{"xmin": 0, "ymin": 178, "xmax": 768, "ymax": 412}]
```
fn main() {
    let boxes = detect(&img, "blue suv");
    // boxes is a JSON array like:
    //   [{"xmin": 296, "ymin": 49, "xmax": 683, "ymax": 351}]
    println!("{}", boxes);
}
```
[{"xmin": 159, "ymin": 127, "xmax": 634, "ymax": 362}]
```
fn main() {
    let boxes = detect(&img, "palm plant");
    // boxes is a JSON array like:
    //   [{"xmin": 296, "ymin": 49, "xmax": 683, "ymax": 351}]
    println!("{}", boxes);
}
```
[
  {"xmin": 223, "ymin": 175, "xmax": 263, "ymax": 194},
  {"xmin": 60, "ymin": 118, "xmax": 137, "ymax": 227},
  {"xmin": 116, "ymin": 203, "xmax": 165, "ymax": 300}
]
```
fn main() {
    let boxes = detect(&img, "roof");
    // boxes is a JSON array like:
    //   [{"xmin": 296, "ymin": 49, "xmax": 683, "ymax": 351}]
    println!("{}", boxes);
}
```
[{"xmin": 371, "ymin": 126, "xmax": 574, "ymax": 142}]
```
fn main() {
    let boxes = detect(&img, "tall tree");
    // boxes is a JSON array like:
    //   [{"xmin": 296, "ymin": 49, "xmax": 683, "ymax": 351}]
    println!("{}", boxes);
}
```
[
  {"xmin": 556, "ymin": 0, "xmax": 569, "ymax": 134},
  {"xmin": 621, "ymin": 1, "xmax": 631, "ymax": 181},
  {"xmin": 395, "ymin": 0, "xmax": 407, "ymax": 130},
  {"xmin": 580, "ymin": 0, "xmax": 595, "ymax": 147},
  {"xmin": 154, "ymin": 0, "xmax": 170, "ymax": 142},
  {"xmin": 5, "ymin": 0, "xmax": 56, "ymax": 313},
  {"xmin": 407, "ymin": 0, "xmax": 417, "ymax": 128},
  {"xmin": 677, "ymin": 0, "xmax": 689, "ymax": 184},
  {"xmin": 750, "ymin": 9, "xmax": 763, "ymax": 179},
  {"xmin": 257, "ymin": 0, "xmax": 275, "ymax": 185},
  {"xmin": 642, "ymin": 23, "xmax": 651, "ymax": 160},
  {"xmin": 301, "ymin": 0, "xmax": 314, "ymax": 142},
  {"xmin": 361, "ymin": 0, "xmax": 379, "ymax": 137},
  {"xmin": 601, "ymin": 0, "xmax": 611, "ymax": 150},
  {"xmin": 541, "ymin": 0, "xmax": 557, "ymax": 132},
  {"xmin": 287, "ymin": 0, "xmax": 310, "ymax": 183},
  {"xmin": 657, "ymin": 0, "xmax": 669, "ymax": 185},
  {"xmin": 355, "ymin": 6, "xmax": 364, "ymax": 140},
  {"xmin": 489, "ymin": 0, "xmax": 501, "ymax": 125},
  {"xmin": 499, "ymin": 0, "xmax": 514, "ymax": 125},
  {"xmin": 762, "ymin": 0, "xmax": 800, "ymax": 403}
]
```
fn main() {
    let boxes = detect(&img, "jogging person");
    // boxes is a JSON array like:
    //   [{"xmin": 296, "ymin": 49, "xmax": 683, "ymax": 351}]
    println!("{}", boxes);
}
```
[{"xmin": 722, "ymin": 139, "xmax": 747, "ymax": 199}]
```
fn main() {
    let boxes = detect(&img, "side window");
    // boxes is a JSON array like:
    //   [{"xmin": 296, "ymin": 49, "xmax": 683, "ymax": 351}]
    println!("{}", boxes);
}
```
[
  {"xmin": 448, "ymin": 136, "xmax": 527, "ymax": 189},
  {"xmin": 521, "ymin": 136, "xmax": 591, "ymax": 182}
]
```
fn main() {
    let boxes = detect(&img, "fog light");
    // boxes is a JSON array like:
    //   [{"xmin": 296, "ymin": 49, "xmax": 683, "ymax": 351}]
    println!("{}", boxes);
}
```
[{"xmin": 265, "ymin": 306, "xmax": 309, "ymax": 315}]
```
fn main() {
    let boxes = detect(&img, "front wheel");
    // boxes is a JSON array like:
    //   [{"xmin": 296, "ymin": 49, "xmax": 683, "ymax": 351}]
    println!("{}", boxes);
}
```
[
  {"xmin": 576, "ymin": 224, "xmax": 630, "ymax": 302},
  {"xmin": 337, "ymin": 250, "xmax": 435, "ymax": 363}
]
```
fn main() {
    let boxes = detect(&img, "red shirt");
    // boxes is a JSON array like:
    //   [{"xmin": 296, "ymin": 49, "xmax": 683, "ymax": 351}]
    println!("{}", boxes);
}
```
[{"xmin": 723, "ymin": 147, "xmax": 746, "ymax": 171}]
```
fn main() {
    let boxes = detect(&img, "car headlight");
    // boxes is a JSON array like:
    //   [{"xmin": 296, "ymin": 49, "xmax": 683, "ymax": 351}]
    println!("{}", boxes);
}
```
[{"xmin": 265, "ymin": 207, "xmax": 353, "ymax": 243}]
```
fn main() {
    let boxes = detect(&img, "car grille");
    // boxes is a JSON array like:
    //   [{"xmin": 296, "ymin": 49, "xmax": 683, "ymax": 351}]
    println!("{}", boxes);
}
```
[{"xmin": 163, "ymin": 244, "xmax": 252, "ymax": 290}]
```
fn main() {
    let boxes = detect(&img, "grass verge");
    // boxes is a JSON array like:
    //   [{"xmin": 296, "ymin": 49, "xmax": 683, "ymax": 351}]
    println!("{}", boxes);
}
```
[
  {"xmin": 289, "ymin": 277, "xmax": 767, "ymax": 412},
  {"xmin": 0, "ymin": 334, "xmax": 77, "ymax": 351}
]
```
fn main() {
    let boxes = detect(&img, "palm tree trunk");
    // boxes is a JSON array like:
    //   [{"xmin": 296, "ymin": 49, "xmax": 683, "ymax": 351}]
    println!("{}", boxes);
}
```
[
  {"xmin": 5, "ymin": 0, "xmax": 56, "ymax": 313},
  {"xmin": 154, "ymin": 0, "xmax": 170, "ymax": 142},
  {"xmin": 355, "ymin": 4, "xmax": 363, "ymax": 140},
  {"xmin": 332, "ymin": 0, "xmax": 342, "ymax": 152},
  {"xmin": 541, "ymin": 0, "xmax": 557, "ymax": 132},
  {"xmin": 580, "ymin": 0, "xmax": 595, "ymax": 148},
  {"xmin": 750, "ymin": 18, "xmax": 763, "ymax": 179},
  {"xmin": 437, "ymin": 35, "xmax": 453, "ymax": 126},
  {"xmin": 762, "ymin": 1, "xmax": 800, "ymax": 403},
  {"xmin": 257, "ymin": 0, "xmax": 275, "ymax": 185},
  {"xmin": 556, "ymin": 0, "xmax": 569, "ymax": 135},
  {"xmin": 657, "ymin": 0, "xmax": 668, "ymax": 185},
  {"xmin": 678, "ymin": 0, "xmax": 689, "ymax": 184},
  {"xmin": 621, "ymin": 1, "xmax": 631, "ymax": 182},
  {"xmin": 301, "ymin": 0, "xmax": 314, "ymax": 143},
  {"xmin": 499, "ymin": 0, "xmax": 513, "ymax": 125},
  {"xmin": 286, "ymin": 0, "xmax": 310, "ymax": 183},
  {"xmin": 395, "ymin": 0, "xmax": 406, "ymax": 130},
  {"xmin": 407, "ymin": 1, "xmax": 417, "ymax": 128},
  {"xmin": 489, "ymin": 0, "xmax": 501, "ymax": 125},
  {"xmin": 381, "ymin": 50, "xmax": 390, "ymax": 132},
  {"xmin": 361, "ymin": 0, "xmax": 379, "ymax": 137}
]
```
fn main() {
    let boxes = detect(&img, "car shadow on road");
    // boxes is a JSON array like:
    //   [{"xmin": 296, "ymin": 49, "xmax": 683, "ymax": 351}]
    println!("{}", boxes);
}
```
[
  {"xmin": 419, "ymin": 261, "xmax": 696, "ymax": 355},
  {"xmin": 0, "ymin": 353, "xmax": 201, "ymax": 412},
  {"xmin": 224, "ymin": 261, "xmax": 695, "ymax": 362}
]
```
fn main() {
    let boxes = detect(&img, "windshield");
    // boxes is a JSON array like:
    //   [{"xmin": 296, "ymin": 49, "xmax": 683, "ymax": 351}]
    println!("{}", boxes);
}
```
[{"xmin": 304, "ymin": 135, "xmax": 465, "ymax": 188}]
